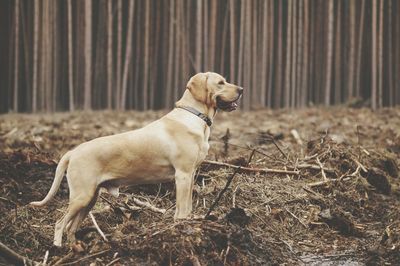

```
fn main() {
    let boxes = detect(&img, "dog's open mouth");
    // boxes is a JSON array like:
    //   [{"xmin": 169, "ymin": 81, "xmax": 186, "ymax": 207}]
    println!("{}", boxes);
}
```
[{"xmin": 217, "ymin": 96, "xmax": 241, "ymax": 112}]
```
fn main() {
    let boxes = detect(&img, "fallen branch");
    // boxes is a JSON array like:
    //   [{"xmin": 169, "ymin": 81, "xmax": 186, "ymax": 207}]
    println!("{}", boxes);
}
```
[
  {"xmin": 131, "ymin": 197, "xmax": 166, "ymax": 214},
  {"xmin": 202, "ymin": 160, "xmax": 299, "ymax": 175},
  {"xmin": 0, "ymin": 241, "xmax": 36, "ymax": 266},
  {"xmin": 307, "ymin": 179, "xmax": 335, "ymax": 188},
  {"xmin": 296, "ymin": 164, "xmax": 335, "ymax": 173},
  {"xmin": 89, "ymin": 211, "xmax": 108, "ymax": 242}
]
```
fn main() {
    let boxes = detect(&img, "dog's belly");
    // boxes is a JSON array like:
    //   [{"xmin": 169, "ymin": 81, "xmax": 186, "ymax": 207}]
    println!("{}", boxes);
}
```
[{"xmin": 104, "ymin": 163, "xmax": 175, "ymax": 186}]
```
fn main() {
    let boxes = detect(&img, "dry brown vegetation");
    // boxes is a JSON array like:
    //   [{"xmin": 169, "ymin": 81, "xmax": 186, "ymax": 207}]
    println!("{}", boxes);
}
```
[{"xmin": 1, "ymin": 107, "xmax": 400, "ymax": 265}]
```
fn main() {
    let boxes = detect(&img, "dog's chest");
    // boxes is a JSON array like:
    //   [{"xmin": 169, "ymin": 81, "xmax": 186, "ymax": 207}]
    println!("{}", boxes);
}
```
[{"xmin": 197, "ymin": 132, "xmax": 210, "ymax": 164}]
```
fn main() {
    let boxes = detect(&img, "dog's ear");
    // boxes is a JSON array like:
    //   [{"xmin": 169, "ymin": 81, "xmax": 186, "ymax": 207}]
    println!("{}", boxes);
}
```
[{"xmin": 187, "ymin": 73, "xmax": 209, "ymax": 104}]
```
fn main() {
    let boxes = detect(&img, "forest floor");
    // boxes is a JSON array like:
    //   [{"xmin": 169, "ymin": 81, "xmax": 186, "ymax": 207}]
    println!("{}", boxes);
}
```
[{"xmin": 0, "ymin": 107, "xmax": 399, "ymax": 265}]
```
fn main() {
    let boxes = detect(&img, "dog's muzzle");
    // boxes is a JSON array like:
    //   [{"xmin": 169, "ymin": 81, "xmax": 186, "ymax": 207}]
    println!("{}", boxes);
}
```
[{"xmin": 217, "ymin": 94, "xmax": 242, "ymax": 112}]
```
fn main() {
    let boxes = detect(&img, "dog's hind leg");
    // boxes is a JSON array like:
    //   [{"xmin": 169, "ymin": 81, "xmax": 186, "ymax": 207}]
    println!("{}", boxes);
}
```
[
  {"xmin": 54, "ymin": 176, "xmax": 99, "ymax": 246},
  {"xmin": 53, "ymin": 199, "xmax": 83, "ymax": 246},
  {"xmin": 66, "ymin": 188, "xmax": 100, "ymax": 240}
]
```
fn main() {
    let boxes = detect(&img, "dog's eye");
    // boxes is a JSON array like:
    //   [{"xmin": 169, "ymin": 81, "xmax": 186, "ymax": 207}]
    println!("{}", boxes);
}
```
[{"xmin": 218, "ymin": 81, "xmax": 225, "ymax": 85}]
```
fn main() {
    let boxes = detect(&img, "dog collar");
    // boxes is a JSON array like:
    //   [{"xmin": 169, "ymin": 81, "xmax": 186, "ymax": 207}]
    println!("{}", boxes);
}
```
[{"xmin": 176, "ymin": 106, "xmax": 212, "ymax": 127}]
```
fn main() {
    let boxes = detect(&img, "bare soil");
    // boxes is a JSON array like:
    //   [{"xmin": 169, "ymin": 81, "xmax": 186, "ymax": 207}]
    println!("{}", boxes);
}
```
[{"xmin": 0, "ymin": 107, "xmax": 399, "ymax": 265}]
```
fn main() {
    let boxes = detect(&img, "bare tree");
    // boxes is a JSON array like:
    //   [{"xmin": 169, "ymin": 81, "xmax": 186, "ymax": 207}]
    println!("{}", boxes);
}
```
[
  {"xmin": 83, "ymin": 0, "xmax": 92, "ymax": 110},
  {"xmin": 195, "ymin": 0, "xmax": 202, "ymax": 72},
  {"xmin": 229, "ymin": 0, "xmax": 236, "ymax": 82},
  {"xmin": 106, "ymin": 0, "xmax": 113, "ymax": 109},
  {"xmin": 324, "ymin": 0, "xmax": 334, "ymax": 106},
  {"xmin": 334, "ymin": 0, "xmax": 341, "ymax": 104},
  {"xmin": 121, "ymin": 0, "xmax": 134, "ymax": 110},
  {"xmin": 347, "ymin": 0, "xmax": 356, "ymax": 101},
  {"xmin": 301, "ymin": 0, "xmax": 309, "ymax": 107},
  {"xmin": 13, "ymin": 0, "xmax": 20, "ymax": 112},
  {"xmin": 378, "ymin": 0, "xmax": 384, "ymax": 108},
  {"xmin": 67, "ymin": 0, "xmax": 74, "ymax": 111},
  {"xmin": 116, "ymin": 0, "xmax": 122, "ymax": 109},
  {"xmin": 371, "ymin": 0, "xmax": 377, "ymax": 110},
  {"xmin": 32, "ymin": 0, "xmax": 39, "ymax": 112},
  {"xmin": 355, "ymin": 0, "xmax": 365, "ymax": 99},
  {"xmin": 260, "ymin": 0, "xmax": 269, "ymax": 106},
  {"xmin": 284, "ymin": 0, "xmax": 292, "ymax": 108}
]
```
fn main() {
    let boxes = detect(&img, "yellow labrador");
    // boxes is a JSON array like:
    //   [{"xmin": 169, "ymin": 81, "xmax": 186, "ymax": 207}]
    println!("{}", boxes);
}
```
[{"xmin": 30, "ymin": 72, "xmax": 243, "ymax": 246}]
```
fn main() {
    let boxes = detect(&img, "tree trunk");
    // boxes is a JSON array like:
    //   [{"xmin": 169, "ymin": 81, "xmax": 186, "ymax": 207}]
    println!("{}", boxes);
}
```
[
  {"xmin": 13, "ymin": 0, "xmax": 20, "ymax": 112},
  {"xmin": 355, "ymin": 0, "xmax": 365, "ymax": 99},
  {"xmin": 116, "ymin": 0, "xmax": 122, "ymax": 109},
  {"xmin": 166, "ymin": 0, "xmax": 175, "ymax": 108},
  {"xmin": 209, "ymin": 0, "xmax": 217, "ymax": 71},
  {"xmin": 195, "ymin": 0, "xmax": 202, "ymax": 72},
  {"xmin": 237, "ymin": 1, "xmax": 245, "ymax": 87},
  {"xmin": 291, "ymin": 0, "xmax": 297, "ymax": 108},
  {"xmin": 387, "ymin": 0, "xmax": 393, "ymax": 106},
  {"xmin": 334, "ymin": 0, "xmax": 341, "ymax": 105},
  {"xmin": 378, "ymin": 0, "xmax": 383, "ymax": 108},
  {"xmin": 32, "ymin": 0, "xmax": 39, "ymax": 112},
  {"xmin": 347, "ymin": 0, "xmax": 356, "ymax": 101},
  {"xmin": 121, "ymin": 0, "xmax": 134, "ymax": 110},
  {"xmin": 83, "ymin": 0, "xmax": 92, "ymax": 110},
  {"xmin": 260, "ymin": 0, "xmax": 268, "ymax": 107},
  {"xmin": 301, "ymin": 0, "xmax": 309, "ymax": 107},
  {"xmin": 275, "ymin": 0, "xmax": 283, "ymax": 108},
  {"xmin": 67, "ymin": 0, "xmax": 74, "ymax": 111},
  {"xmin": 229, "ymin": 0, "xmax": 236, "ymax": 82},
  {"xmin": 371, "ymin": 0, "xmax": 377, "ymax": 110},
  {"xmin": 284, "ymin": 0, "xmax": 292, "ymax": 108},
  {"xmin": 324, "ymin": 0, "xmax": 334, "ymax": 106},
  {"xmin": 106, "ymin": 0, "xmax": 112, "ymax": 109}
]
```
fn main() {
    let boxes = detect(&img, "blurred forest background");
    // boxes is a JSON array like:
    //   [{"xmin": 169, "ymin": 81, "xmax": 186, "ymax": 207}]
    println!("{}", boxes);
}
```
[{"xmin": 0, "ymin": 0, "xmax": 399, "ymax": 113}]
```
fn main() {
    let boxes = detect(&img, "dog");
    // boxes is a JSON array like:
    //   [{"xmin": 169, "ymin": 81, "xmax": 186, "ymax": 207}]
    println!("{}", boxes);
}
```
[{"xmin": 30, "ymin": 72, "xmax": 243, "ymax": 246}]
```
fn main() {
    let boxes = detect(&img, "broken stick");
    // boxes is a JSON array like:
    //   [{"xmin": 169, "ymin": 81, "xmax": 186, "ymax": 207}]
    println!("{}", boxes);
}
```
[
  {"xmin": 202, "ymin": 160, "xmax": 299, "ymax": 175},
  {"xmin": 0, "ymin": 241, "xmax": 36, "ymax": 266},
  {"xmin": 131, "ymin": 197, "xmax": 166, "ymax": 214},
  {"xmin": 89, "ymin": 211, "xmax": 108, "ymax": 242}
]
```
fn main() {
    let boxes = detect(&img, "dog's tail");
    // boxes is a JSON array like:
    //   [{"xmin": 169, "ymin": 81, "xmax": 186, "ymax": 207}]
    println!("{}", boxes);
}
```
[{"xmin": 30, "ymin": 151, "xmax": 71, "ymax": 207}]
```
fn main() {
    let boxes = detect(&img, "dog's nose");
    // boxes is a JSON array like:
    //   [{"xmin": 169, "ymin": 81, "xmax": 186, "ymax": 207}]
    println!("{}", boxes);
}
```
[{"xmin": 237, "ymin": 87, "xmax": 244, "ymax": 95}]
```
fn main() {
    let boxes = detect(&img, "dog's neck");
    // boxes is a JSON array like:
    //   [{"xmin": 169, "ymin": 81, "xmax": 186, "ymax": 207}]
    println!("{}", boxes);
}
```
[{"xmin": 175, "ymin": 90, "xmax": 217, "ymax": 123}]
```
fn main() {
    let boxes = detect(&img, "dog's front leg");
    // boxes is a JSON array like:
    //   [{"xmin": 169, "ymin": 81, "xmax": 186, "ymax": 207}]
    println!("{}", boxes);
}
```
[{"xmin": 174, "ymin": 169, "xmax": 194, "ymax": 219}]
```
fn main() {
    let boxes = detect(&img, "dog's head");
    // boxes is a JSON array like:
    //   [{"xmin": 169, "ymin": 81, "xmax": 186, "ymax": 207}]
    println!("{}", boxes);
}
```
[{"xmin": 186, "ymin": 72, "xmax": 243, "ymax": 112}]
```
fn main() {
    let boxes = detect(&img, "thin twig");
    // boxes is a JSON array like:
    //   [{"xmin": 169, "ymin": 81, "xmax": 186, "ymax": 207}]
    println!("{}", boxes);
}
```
[
  {"xmin": 131, "ymin": 197, "xmax": 166, "ymax": 214},
  {"xmin": 60, "ymin": 249, "xmax": 110, "ymax": 265},
  {"xmin": 284, "ymin": 207, "xmax": 308, "ymax": 228},
  {"xmin": 89, "ymin": 211, "xmax": 108, "ymax": 242},
  {"xmin": 42, "ymin": 250, "xmax": 49, "ymax": 266},
  {"xmin": 296, "ymin": 163, "xmax": 335, "ymax": 173},
  {"xmin": 307, "ymin": 179, "xmax": 335, "ymax": 188},
  {"xmin": 316, "ymin": 157, "xmax": 328, "ymax": 181},
  {"xmin": 269, "ymin": 138, "xmax": 289, "ymax": 160},
  {"xmin": 105, "ymin": 257, "xmax": 121, "ymax": 266},
  {"xmin": 202, "ymin": 160, "xmax": 299, "ymax": 175}
]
